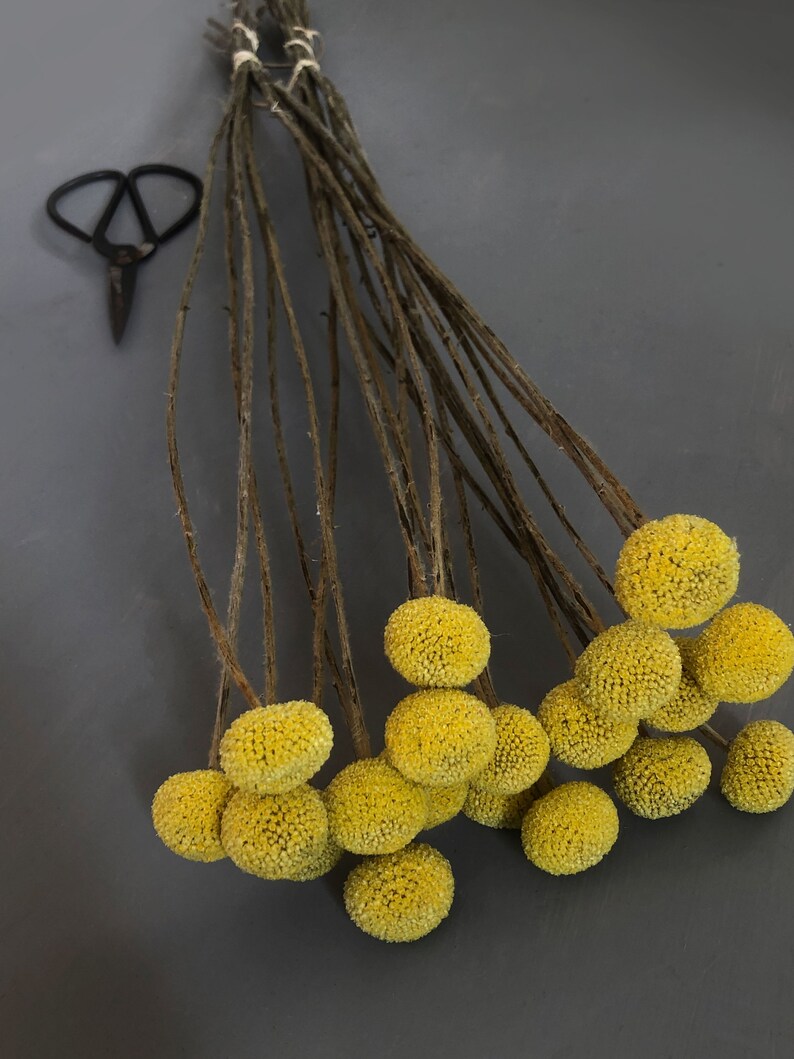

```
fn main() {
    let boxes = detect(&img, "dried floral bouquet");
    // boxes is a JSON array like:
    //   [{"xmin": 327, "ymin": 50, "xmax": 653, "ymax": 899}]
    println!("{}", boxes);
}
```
[{"xmin": 152, "ymin": 1, "xmax": 794, "ymax": 942}]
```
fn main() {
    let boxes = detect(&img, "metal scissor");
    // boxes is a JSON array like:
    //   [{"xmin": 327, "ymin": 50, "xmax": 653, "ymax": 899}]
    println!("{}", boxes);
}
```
[{"xmin": 46, "ymin": 165, "xmax": 203, "ymax": 343}]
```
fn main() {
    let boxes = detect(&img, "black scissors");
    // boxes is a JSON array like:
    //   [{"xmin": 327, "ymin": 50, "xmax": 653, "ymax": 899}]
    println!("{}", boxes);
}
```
[{"xmin": 46, "ymin": 165, "xmax": 203, "ymax": 343}]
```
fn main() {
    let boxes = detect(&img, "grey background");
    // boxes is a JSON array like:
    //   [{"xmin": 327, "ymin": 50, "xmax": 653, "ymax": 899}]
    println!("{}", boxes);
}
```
[{"xmin": 2, "ymin": 0, "xmax": 794, "ymax": 1056}]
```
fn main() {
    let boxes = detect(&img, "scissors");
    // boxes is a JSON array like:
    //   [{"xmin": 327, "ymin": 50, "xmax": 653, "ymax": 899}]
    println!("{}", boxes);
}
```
[{"xmin": 46, "ymin": 165, "xmax": 203, "ymax": 343}]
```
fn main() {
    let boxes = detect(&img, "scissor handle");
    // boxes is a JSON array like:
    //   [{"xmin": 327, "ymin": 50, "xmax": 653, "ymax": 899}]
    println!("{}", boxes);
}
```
[
  {"xmin": 45, "ymin": 170, "xmax": 127, "ymax": 244},
  {"xmin": 126, "ymin": 165, "xmax": 203, "ymax": 245}
]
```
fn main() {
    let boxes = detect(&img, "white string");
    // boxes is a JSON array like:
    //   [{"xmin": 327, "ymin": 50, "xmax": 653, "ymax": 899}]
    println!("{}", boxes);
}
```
[
  {"xmin": 230, "ymin": 20, "xmax": 259, "ymax": 52},
  {"xmin": 232, "ymin": 49, "xmax": 262, "ymax": 72}
]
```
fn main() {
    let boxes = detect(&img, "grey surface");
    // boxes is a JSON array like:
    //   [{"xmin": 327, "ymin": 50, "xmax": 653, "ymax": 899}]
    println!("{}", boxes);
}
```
[{"xmin": 2, "ymin": 1, "xmax": 794, "ymax": 1056}]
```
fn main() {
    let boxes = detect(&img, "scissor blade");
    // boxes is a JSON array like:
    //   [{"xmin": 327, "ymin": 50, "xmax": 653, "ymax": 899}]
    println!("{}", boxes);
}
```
[{"xmin": 108, "ymin": 263, "xmax": 137, "ymax": 344}]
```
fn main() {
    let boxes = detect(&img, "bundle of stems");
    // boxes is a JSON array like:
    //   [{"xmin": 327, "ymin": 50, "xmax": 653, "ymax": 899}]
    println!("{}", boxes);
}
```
[{"xmin": 168, "ymin": 0, "xmax": 729, "ymax": 772}]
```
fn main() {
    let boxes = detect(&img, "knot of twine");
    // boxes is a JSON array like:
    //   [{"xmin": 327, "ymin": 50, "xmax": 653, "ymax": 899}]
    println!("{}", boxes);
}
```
[
  {"xmin": 283, "ymin": 25, "xmax": 323, "ymax": 92},
  {"xmin": 231, "ymin": 19, "xmax": 262, "ymax": 74}
]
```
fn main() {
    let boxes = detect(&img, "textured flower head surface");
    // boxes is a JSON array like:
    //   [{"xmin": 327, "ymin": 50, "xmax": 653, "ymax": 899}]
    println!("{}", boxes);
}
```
[
  {"xmin": 344, "ymin": 843, "xmax": 454, "ymax": 942},
  {"xmin": 574, "ymin": 620, "xmax": 681, "ymax": 723},
  {"xmin": 325, "ymin": 758, "xmax": 428, "ymax": 855},
  {"xmin": 721, "ymin": 720, "xmax": 794, "ymax": 814},
  {"xmin": 691, "ymin": 603, "xmax": 794, "ymax": 704},
  {"xmin": 463, "ymin": 785, "xmax": 535, "ymax": 829},
  {"xmin": 521, "ymin": 782, "xmax": 619, "ymax": 875},
  {"xmin": 471, "ymin": 704, "xmax": 550, "ymax": 795},
  {"xmin": 219, "ymin": 700, "xmax": 333, "ymax": 795},
  {"xmin": 287, "ymin": 791, "xmax": 343, "ymax": 881},
  {"xmin": 220, "ymin": 785, "xmax": 328, "ymax": 880},
  {"xmin": 152, "ymin": 770, "xmax": 231, "ymax": 862},
  {"xmin": 646, "ymin": 638, "xmax": 719, "ymax": 733},
  {"xmin": 423, "ymin": 781, "xmax": 468, "ymax": 829},
  {"xmin": 385, "ymin": 688, "xmax": 498, "ymax": 787},
  {"xmin": 537, "ymin": 679, "xmax": 637, "ymax": 769},
  {"xmin": 614, "ymin": 514, "xmax": 739, "ymax": 628},
  {"xmin": 384, "ymin": 595, "xmax": 491, "ymax": 687},
  {"xmin": 612, "ymin": 736, "xmax": 711, "ymax": 819}
]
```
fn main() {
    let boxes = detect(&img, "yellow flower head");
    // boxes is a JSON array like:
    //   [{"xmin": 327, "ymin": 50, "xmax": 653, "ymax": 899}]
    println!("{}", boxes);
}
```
[
  {"xmin": 522, "ymin": 782, "xmax": 619, "ymax": 875},
  {"xmin": 423, "ymin": 781, "xmax": 468, "ymax": 829},
  {"xmin": 691, "ymin": 603, "xmax": 794, "ymax": 704},
  {"xmin": 721, "ymin": 719, "xmax": 794, "ymax": 813},
  {"xmin": 385, "ymin": 688, "xmax": 497, "ymax": 787},
  {"xmin": 344, "ymin": 843, "xmax": 454, "ymax": 942},
  {"xmin": 612, "ymin": 736, "xmax": 711, "ymax": 819},
  {"xmin": 325, "ymin": 758, "xmax": 428, "ymax": 855},
  {"xmin": 537, "ymin": 679, "xmax": 637, "ymax": 769},
  {"xmin": 220, "ymin": 785, "xmax": 328, "ymax": 880},
  {"xmin": 152, "ymin": 769, "xmax": 231, "ymax": 862},
  {"xmin": 287, "ymin": 790, "xmax": 343, "ymax": 881},
  {"xmin": 463, "ymin": 785, "xmax": 535, "ymax": 829},
  {"xmin": 615, "ymin": 514, "xmax": 739, "ymax": 628},
  {"xmin": 219, "ymin": 700, "xmax": 333, "ymax": 795},
  {"xmin": 575, "ymin": 620, "xmax": 681, "ymax": 723},
  {"xmin": 646, "ymin": 638, "xmax": 719, "ymax": 733},
  {"xmin": 471, "ymin": 704, "xmax": 550, "ymax": 795},
  {"xmin": 384, "ymin": 596, "xmax": 490, "ymax": 687}
]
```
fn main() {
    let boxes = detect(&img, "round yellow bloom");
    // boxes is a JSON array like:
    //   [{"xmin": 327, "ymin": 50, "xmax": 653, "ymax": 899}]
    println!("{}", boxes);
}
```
[
  {"xmin": 612, "ymin": 736, "xmax": 711, "ymax": 818},
  {"xmin": 287, "ymin": 790, "xmax": 343, "ymax": 881},
  {"xmin": 344, "ymin": 843, "xmax": 454, "ymax": 942},
  {"xmin": 615, "ymin": 514, "xmax": 739, "ymax": 628},
  {"xmin": 325, "ymin": 758, "xmax": 428, "ymax": 855},
  {"xmin": 385, "ymin": 689, "xmax": 498, "ymax": 787},
  {"xmin": 691, "ymin": 603, "xmax": 794, "ymax": 704},
  {"xmin": 219, "ymin": 700, "xmax": 333, "ymax": 795},
  {"xmin": 463, "ymin": 785, "xmax": 535, "ymax": 829},
  {"xmin": 221, "ymin": 785, "xmax": 328, "ymax": 880},
  {"xmin": 721, "ymin": 719, "xmax": 794, "ymax": 813},
  {"xmin": 537, "ymin": 679, "xmax": 637, "ymax": 769},
  {"xmin": 471, "ymin": 704, "xmax": 550, "ymax": 795},
  {"xmin": 521, "ymin": 782, "xmax": 619, "ymax": 875},
  {"xmin": 384, "ymin": 596, "xmax": 490, "ymax": 687},
  {"xmin": 646, "ymin": 638, "xmax": 718, "ymax": 733},
  {"xmin": 575, "ymin": 620, "xmax": 681, "ymax": 723},
  {"xmin": 423, "ymin": 782, "xmax": 468, "ymax": 828},
  {"xmin": 152, "ymin": 770, "xmax": 231, "ymax": 862}
]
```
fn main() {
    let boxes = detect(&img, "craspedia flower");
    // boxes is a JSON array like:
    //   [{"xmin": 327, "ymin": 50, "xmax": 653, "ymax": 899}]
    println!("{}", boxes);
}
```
[
  {"xmin": 286, "ymin": 791, "xmax": 343, "ymax": 881},
  {"xmin": 220, "ymin": 785, "xmax": 328, "ymax": 880},
  {"xmin": 151, "ymin": 770, "xmax": 231, "ymax": 862},
  {"xmin": 720, "ymin": 720, "xmax": 794, "ymax": 813},
  {"xmin": 521, "ymin": 782, "xmax": 619, "ymax": 875},
  {"xmin": 471, "ymin": 704, "xmax": 550, "ymax": 795},
  {"xmin": 537, "ymin": 680, "xmax": 637, "ymax": 769},
  {"xmin": 344, "ymin": 843, "xmax": 454, "ymax": 942},
  {"xmin": 575, "ymin": 620, "xmax": 681, "ymax": 723},
  {"xmin": 384, "ymin": 595, "xmax": 490, "ymax": 687},
  {"xmin": 691, "ymin": 603, "xmax": 794, "ymax": 704},
  {"xmin": 463, "ymin": 785, "xmax": 535, "ymax": 829},
  {"xmin": 646, "ymin": 638, "xmax": 719, "ymax": 733},
  {"xmin": 612, "ymin": 736, "xmax": 711, "ymax": 819},
  {"xmin": 325, "ymin": 758, "xmax": 428, "ymax": 855},
  {"xmin": 385, "ymin": 688, "xmax": 498, "ymax": 787},
  {"xmin": 219, "ymin": 700, "xmax": 333, "ymax": 795},
  {"xmin": 423, "ymin": 781, "xmax": 468, "ymax": 828},
  {"xmin": 615, "ymin": 514, "xmax": 739, "ymax": 628}
]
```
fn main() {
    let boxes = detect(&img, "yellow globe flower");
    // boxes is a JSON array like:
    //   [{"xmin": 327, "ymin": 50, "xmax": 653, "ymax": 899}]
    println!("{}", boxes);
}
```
[
  {"xmin": 325, "ymin": 758, "xmax": 428, "ymax": 855},
  {"xmin": 471, "ymin": 704, "xmax": 550, "ymax": 795},
  {"xmin": 221, "ymin": 785, "xmax": 328, "ymax": 880},
  {"xmin": 385, "ymin": 688, "xmax": 497, "ymax": 786},
  {"xmin": 463, "ymin": 785, "xmax": 535, "ymax": 829},
  {"xmin": 151, "ymin": 769, "xmax": 231, "ymax": 862},
  {"xmin": 287, "ymin": 790, "xmax": 343, "ymax": 881},
  {"xmin": 219, "ymin": 700, "xmax": 333, "ymax": 795},
  {"xmin": 521, "ymin": 782, "xmax": 619, "ymax": 875},
  {"xmin": 423, "ymin": 782, "xmax": 468, "ymax": 828},
  {"xmin": 646, "ymin": 638, "xmax": 719, "ymax": 733},
  {"xmin": 691, "ymin": 603, "xmax": 794, "ymax": 704},
  {"xmin": 575, "ymin": 620, "xmax": 681, "ymax": 723},
  {"xmin": 537, "ymin": 679, "xmax": 637, "ymax": 769},
  {"xmin": 612, "ymin": 736, "xmax": 711, "ymax": 819},
  {"xmin": 344, "ymin": 843, "xmax": 454, "ymax": 942},
  {"xmin": 721, "ymin": 719, "xmax": 794, "ymax": 813},
  {"xmin": 615, "ymin": 514, "xmax": 739, "ymax": 628},
  {"xmin": 384, "ymin": 595, "xmax": 490, "ymax": 688}
]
